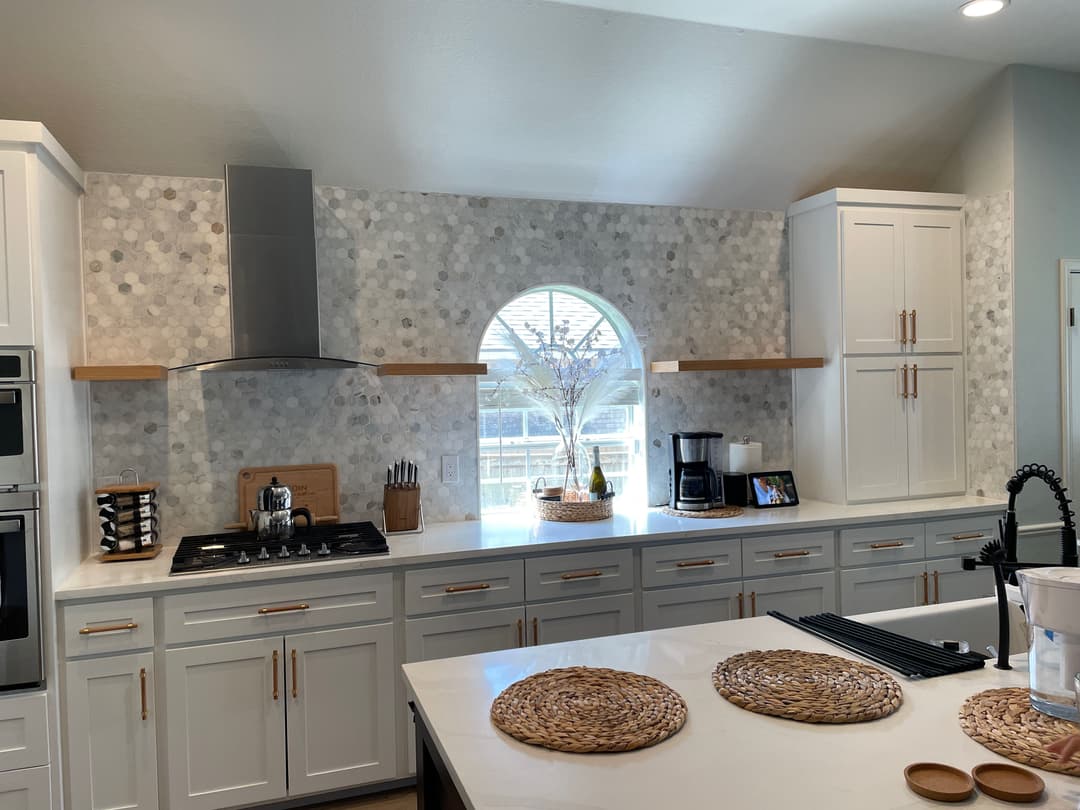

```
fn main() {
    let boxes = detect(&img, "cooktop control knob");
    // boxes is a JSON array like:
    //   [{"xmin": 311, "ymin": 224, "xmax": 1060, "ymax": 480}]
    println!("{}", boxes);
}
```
[
  {"xmin": 257, "ymin": 547, "xmax": 270, "ymax": 560},
  {"xmin": 318, "ymin": 542, "xmax": 331, "ymax": 556},
  {"xmin": 237, "ymin": 550, "xmax": 250, "ymax": 564},
  {"xmin": 298, "ymin": 543, "xmax": 310, "ymax": 556},
  {"xmin": 278, "ymin": 545, "xmax": 291, "ymax": 559}
]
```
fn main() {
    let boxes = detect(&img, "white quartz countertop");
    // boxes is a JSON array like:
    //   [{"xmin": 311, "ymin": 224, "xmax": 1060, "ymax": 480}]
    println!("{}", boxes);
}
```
[
  {"xmin": 402, "ymin": 613, "xmax": 1080, "ymax": 810},
  {"xmin": 55, "ymin": 495, "xmax": 1004, "ymax": 601}
]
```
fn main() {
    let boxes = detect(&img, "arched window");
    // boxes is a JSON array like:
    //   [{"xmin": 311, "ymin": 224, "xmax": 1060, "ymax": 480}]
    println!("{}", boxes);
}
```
[{"xmin": 477, "ymin": 286, "xmax": 645, "ymax": 514}]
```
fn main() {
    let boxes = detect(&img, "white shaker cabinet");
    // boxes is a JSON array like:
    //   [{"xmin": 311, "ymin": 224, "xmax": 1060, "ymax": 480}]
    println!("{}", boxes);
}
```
[
  {"xmin": 743, "ymin": 571, "xmax": 837, "ymax": 618},
  {"xmin": 0, "ymin": 152, "xmax": 35, "ymax": 346},
  {"xmin": 0, "ymin": 765, "xmax": 51, "ymax": 810},
  {"xmin": 928, "ymin": 557, "xmax": 995, "ymax": 605},
  {"xmin": 165, "ymin": 638, "xmax": 286, "ymax": 810},
  {"xmin": 791, "ymin": 188, "xmax": 967, "ymax": 504},
  {"xmin": 526, "ymin": 593, "xmax": 635, "ymax": 646},
  {"xmin": 642, "ymin": 582, "xmax": 744, "ymax": 631},
  {"xmin": 286, "ymin": 625, "xmax": 397, "ymax": 796},
  {"xmin": 840, "ymin": 562, "xmax": 928, "ymax": 616},
  {"xmin": 65, "ymin": 653, "xmax": 157, "ymax": 810}
]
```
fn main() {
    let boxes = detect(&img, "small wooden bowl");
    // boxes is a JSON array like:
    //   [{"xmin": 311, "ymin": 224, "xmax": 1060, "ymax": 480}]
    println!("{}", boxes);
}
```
[
  {"xmin": 541, "ymin": 486, "xmax": 563, "ymax": 498},
  {"xmin": 904, "ymin": 762, "xmax": 975, "ymax": 802},
  {"xmin": 972, "ymin": 763, "xmax": 1045, "ymax": 803}
]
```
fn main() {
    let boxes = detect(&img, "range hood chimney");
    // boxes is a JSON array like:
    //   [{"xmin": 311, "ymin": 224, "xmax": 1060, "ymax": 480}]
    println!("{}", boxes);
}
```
[{"xmin": 175, "ymin": 164, "xmax": 371, "ymax": 372}]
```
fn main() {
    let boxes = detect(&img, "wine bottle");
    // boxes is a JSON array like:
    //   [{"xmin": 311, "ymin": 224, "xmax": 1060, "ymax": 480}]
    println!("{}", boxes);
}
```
[{"xmin": 589, "ymin": 446, "xmax": 607, "ymax": 501}]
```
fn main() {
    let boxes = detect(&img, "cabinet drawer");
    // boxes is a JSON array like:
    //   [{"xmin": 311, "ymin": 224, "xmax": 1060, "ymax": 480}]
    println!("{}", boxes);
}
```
[
  {"xmin": 641, "ymin": 539, "xmax": 741, "ymax": 588},
  {"xmin": 405, "ymin": 560, "xmax": 524, "ymax": 616},
  {"xmin": 163, "ymin": 572, "xmax": 393, "ymax": 645},
  {"xmin": 642, "ymin": 582, "xmax": 743, "ymax": 630},
  {"xmin": 525, "ymin": 548, "xmax": 633, "ymax": 601},
  {"xmin": 0, "ymin": 764, "xmax": 51, "ymax": 809},
  {"xmin": 405, "ymin": 606, "xmax": 525, "ymax": 662},
  {"xmin": 0, "ymin": 692, "xmax": 48, "ymax": 771},
  {"xmin": 742, "ymin": 531, "xmax": 835, "ymax": 577},
  {"xmin": 925, "ymin": 515, "xmax": 997, "ymax": 560},
  {"xmin": 63, "ymin": 597, "xmax": 154, "ymax": 658},
  {"xmin": 840, "ymin": 523, "xmax": 925, "ymax": 566}
]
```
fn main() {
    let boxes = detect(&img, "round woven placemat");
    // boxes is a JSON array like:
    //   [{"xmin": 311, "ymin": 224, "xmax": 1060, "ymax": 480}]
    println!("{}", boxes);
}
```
[
  {"xmin": 661, "ymin": 505, "xmax": 744, "ymax": 519},
  {"xmin": 713, "ymin": 649, "xmax": 903, "ymax": 724},
  {"xmin": 490, "ymin": 666, "xmax": 687, "ymax": 753},
  {"xmin": 959, "ymin": 687, "xmax": 1080, "ymax": 776}
]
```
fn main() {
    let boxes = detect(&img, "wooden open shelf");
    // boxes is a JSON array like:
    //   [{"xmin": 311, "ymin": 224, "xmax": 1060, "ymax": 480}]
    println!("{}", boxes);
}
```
[
  {"xmin": 71, "ymin": 365, "xmax": 169, "ymax": 381},
  {"xmin": 377, "ymin": 363, "xmax": 488, "ymax": 377},
  {"xmin": 650, "ymin": 357, "xmax": 825, "ymax": 373}
]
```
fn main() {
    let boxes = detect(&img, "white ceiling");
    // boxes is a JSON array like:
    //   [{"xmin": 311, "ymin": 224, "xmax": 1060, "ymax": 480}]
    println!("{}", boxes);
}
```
[
  {"xmin": 0, "ymin": 0, "xmax": 1036, "ymax": 210},
  {"xmin": 545, "ymin": 0, "xmax": 1080, "ymax": 71}
]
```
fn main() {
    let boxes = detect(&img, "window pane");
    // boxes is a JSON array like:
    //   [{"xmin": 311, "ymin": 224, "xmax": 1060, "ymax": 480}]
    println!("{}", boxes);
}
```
[
  {"xmin": 581, "ymin": 406, "xmax": 628, "ymax": 435},
  {"xmin": 526, "ymin": 411, "xmax": 559, "ymax": 437}
]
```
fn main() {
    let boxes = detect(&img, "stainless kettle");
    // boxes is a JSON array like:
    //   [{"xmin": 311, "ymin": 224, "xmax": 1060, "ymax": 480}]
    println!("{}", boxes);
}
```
[{"xmin": 249, "ymin": 476, "xmax": 313, "ymax": 540}]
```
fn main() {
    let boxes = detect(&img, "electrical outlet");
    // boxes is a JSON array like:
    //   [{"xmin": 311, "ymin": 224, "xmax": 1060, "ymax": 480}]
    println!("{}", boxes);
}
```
[{"xmin": 441, "ymin": 455, "xmax": 460, "ymax": 484}]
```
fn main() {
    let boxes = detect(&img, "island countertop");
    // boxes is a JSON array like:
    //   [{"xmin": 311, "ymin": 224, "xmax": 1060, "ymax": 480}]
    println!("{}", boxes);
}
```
[
  {"xmin": 402, "ymin": 613, "xmax": 1080, "ymax": 809},
  {"xmin": 55, "ymin": 495, "xmax": 1003, "ymax": 600}
]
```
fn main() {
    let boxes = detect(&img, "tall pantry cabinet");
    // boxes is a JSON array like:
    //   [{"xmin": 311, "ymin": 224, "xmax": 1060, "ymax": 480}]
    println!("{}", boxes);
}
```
[{"xmin": 790, "ymin": 189, "xmax": 967, "ymax": 504}]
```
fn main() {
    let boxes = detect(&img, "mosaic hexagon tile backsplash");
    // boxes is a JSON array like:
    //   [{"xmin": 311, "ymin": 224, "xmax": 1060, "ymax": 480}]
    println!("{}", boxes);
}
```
[
  {"xmin": 83, "ymin": 173, "xmax": 1013, "ymax": 535},
  {"xmin": 964, "ymin": 191, "xmax": 1015, "ymax": 498},
  {"xmin": 84, "ymin": 173, "xmax": 793, "ymax": 534}
]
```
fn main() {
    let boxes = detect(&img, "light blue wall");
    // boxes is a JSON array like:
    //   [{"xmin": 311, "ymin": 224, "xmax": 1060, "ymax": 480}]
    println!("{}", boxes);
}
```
[{"xmin": 1012, "ymin": 66, "xmax": 1080, "ymax": 526}]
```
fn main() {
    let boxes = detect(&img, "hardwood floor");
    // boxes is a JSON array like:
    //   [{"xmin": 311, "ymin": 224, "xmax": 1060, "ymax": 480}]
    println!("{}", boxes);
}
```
[{"xmin": 310, "ymin": 788, "xmax": 416, "ymax": 810}]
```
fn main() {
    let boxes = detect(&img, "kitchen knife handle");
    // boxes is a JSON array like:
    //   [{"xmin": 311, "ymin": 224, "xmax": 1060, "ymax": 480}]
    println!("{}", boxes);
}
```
[{"xmin": 899, "ymin": 310, "xmax": 908, "ymax": 345}]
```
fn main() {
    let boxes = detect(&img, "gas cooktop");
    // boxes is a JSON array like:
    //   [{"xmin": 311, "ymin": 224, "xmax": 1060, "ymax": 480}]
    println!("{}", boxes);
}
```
[{"xmin": 169, "ymin": 521, "xmax": 389, "ymax": 575}]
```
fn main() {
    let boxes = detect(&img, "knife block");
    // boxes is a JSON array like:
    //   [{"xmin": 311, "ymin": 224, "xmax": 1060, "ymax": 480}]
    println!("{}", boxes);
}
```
[{"xmin": 383, "ymin": 484, "xmax": 423, "ymax": 534}]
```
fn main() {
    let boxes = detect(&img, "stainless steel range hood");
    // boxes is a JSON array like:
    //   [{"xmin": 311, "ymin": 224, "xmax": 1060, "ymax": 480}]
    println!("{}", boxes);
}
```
[{"xmin": 174, "ymin": 164, "xmax": 371, "ymax": 372}]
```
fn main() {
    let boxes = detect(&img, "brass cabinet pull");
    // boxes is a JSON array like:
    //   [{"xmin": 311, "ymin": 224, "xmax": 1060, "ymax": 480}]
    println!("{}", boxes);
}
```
[
  {"xmin": 79, "ymin": 622, "xmax": 138, "ymax": 635},
  {"xmin": 258, "ymin": 603, "xmax": 309, "ymax": 615},
  {"xmin": 675, "ymin": 559, "xmax": 715, "ymax": 568},
  {"xmin": 932, "ymin": 570, "xmax": 940, "ymax": 604},
  {"xmin": 900, "ymin": 310, "xmax": 908, "ymax": 345},
  {"xmin": 445, "ymin": 583, "xmax": 490, "ymax": 593},
  {"xmin": 912, "ymin": 364, "xmax": 919, "ymax": 399},
  {"xmin": 139, "ymin": 668, "xmax": 148, "ymax": 721},
  {"xmin": 951, "ymin": 532, "xmax": 985, "ymax": 541},
  {"xmin": 291, "ymin": 649, "xmax": 298, "ymax": 699},
  {"xmin": 901, "ymin": 365, "xmax": 909, "ymax": 399},
  {"xmin": 773, "ymin": 550, "xmax": 810, "ymax": 559},
  {"xmin": 910, "ymin": 309, "xmax": 917, "ymax": 344},
  {"xmin": 921, "ymin": 571, "xmax": 929, "ymax": 606},
  {"xmin": 870, "ymin": 540, "xmax": 905, "ymax": 550},
  {"xmin": 532, "ymin": 617, "xmax": 539, "ymax": 645},
  {"xmin": 560, "ymin": 570, "xmax": 603, "ymax": 580},
  {"xmin": 750, "ymin": 591, "xmax": 757, "ymax": 617},
  {"xmin": 272, "ymin": 650, "xmax": 279, "ymax": 701},
  {"xmin": 737, "ymin": 592, "xmax": 744, "ymax": 619},
  {"xmin": 516, "ymin": 618, "xmax": 524, "ymax": 648}
]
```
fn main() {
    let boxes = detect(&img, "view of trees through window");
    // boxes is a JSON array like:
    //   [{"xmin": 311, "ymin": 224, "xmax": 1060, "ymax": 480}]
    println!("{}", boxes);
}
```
[{"xmin": 477, "ymin": 286, "xmax": 645, "ymax": 514}]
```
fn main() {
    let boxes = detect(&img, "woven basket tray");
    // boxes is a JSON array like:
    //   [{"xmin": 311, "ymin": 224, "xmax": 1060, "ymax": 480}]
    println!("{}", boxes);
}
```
[
  {"xmin": 490, "ymin": 666, "xmax": 686, "ymax": 752},
  {"xmin": 713, "ymin": 649, "xmax": 903, "ymax": 724},
  {"xmin": 535, "ymin": 496, "xmax": 614, "ymax": 522},
  {"xmin": 959, "ymin": 687, "xmax": 1080, "ymax": 776}
]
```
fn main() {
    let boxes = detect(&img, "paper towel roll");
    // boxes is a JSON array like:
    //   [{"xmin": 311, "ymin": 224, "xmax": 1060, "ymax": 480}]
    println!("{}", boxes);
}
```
[{"xmin": 729, "ymin": 440, "xmax": 763, "ymax": 473}]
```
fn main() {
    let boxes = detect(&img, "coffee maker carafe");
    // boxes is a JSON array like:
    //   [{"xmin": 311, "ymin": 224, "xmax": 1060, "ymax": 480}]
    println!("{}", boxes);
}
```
[{"xmin": 669, "ymin": 432, "xmax": 724, "ymax": 511}]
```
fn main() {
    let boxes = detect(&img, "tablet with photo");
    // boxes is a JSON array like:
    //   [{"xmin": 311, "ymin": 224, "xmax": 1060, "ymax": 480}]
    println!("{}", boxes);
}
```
[{"xmin": 749, "ymin": 470, "xmax": 799, "ymax": 508}]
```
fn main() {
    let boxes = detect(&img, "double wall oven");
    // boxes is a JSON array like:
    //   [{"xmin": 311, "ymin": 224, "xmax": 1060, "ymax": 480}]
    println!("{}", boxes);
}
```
[{"xmin": 0, "ymin": 350, "xmax": 41, "ymax": 689}]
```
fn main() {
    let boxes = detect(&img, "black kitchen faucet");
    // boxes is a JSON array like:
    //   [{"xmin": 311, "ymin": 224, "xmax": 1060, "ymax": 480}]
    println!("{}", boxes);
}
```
[{"xmin": 963, "ymin": 463, "xmax": 1079, "ymax": 669}]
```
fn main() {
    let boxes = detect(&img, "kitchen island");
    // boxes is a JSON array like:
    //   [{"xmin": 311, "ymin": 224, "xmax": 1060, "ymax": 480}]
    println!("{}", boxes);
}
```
[{"xmin": 403, "ymin": 613, "xmax": 1080, "ymax": 809}]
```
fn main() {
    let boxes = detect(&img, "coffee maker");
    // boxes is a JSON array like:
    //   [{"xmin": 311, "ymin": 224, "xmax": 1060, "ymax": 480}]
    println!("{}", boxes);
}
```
[{"xmin": 668, "ymin": 432, "xmax": 724, "ymax": 511}]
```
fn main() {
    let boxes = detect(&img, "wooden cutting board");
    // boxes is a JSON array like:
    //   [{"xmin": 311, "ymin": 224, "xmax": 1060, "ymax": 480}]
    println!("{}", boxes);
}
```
[{"xmin": 225, "ymin": 464, "xmax": 341, "ymax": 530}]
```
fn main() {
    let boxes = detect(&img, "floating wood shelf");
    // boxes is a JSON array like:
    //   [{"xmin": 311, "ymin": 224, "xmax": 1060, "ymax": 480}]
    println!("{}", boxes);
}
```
[
  {"xmin": 71, "ymin": 365, "xmax": 169, "ymax": 381},
  {"xmin": 650, "ymin": 358, "xmax": 825, "ymax": 373},
  {"xmin": 377, "ymin": 363, "xmax": 488, "ymax": 377}
]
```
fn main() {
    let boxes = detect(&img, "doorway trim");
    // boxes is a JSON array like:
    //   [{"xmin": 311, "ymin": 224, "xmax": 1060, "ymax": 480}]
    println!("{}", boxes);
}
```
[{"xmin": 1060, "ymin": 259, "xmax": 1080, "ymax": 488}]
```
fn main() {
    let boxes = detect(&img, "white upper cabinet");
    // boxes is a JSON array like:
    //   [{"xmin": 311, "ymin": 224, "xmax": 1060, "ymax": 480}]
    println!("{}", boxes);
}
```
[
  {"xmin": 840, "ymin": 207, "xmax": 963, "ymax": 356},
  {"xmin": 903, "ymin": 211, "xmax": 963, "ymax": 354},
  {"xmin": 0, "ymin": 152, "xmax": 34, "ymax": 346},
  {"xmin": 842, "ymin": 210, "xmax": 905, "ymax": 354}
]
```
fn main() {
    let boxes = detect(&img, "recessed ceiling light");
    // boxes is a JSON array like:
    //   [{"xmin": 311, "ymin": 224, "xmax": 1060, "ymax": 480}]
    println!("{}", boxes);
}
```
[{"xmin": 959, "ymin": 0, "xmax": 1009, "ymax": 17}]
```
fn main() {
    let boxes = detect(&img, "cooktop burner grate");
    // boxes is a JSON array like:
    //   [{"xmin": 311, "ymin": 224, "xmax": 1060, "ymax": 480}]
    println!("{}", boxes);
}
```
[{"xmin": 169, "ymin": 521, "xmax": 389, "ymax": 575}]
